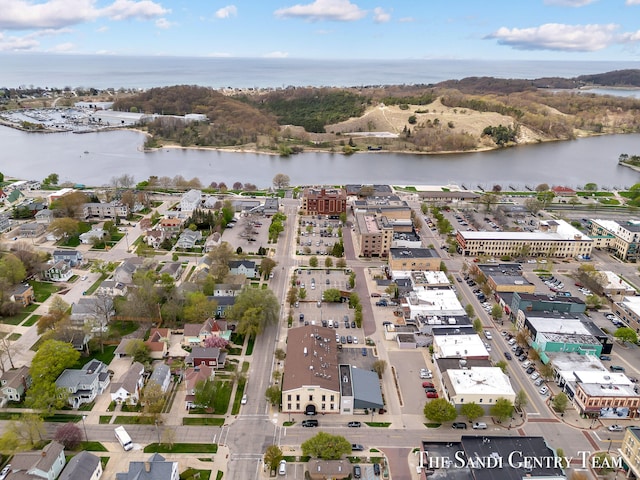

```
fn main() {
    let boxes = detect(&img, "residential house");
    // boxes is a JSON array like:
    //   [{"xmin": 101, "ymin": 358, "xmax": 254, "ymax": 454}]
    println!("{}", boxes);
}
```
[
  {"xmin": 46, "ymin": 188, "xmax": 75, "ymax": 206},
  {"xmin": 0, "ymin": 212, "xmax": 11, "ymax": 233},
  {"xmin": 53, "ymin": 249, "xmax": 83, "ymax": 266},
  {"xmin": 183, "ymin": 319, "xmax": 230, "ymax": 346},
  {"xmin": 145, "ymin": 229, "xmax": 166, "ymax": 248},
  {"xmin": 79, "ymin": 228, "xmax": 107, "ymax": 245},
  {"xmin": 148, "ymin": 363, "xmax": 172, "ymax": 393},
  {"xmin": 83, "ymin": 201, "xmax": 129, "ymax": 219},
  {"xmin": 0, "ymin": 366, "xmax": 31, "ymax": 406},
  {"xmin": 0, "ymin": 189, "xmax": 7, "ymax": 202},
  {"xmin": 159, "ymin": 262, "xmax": 183, "ymax": 281},
  {"xmin": 19, "ymin": 222, "xmax": 45, "ymax": 238},
  {"xmin": 59, "ymin": 451, "xmax": 102, "ymax": 480},
  {"xmin": 180, "ymin": 189, "xmax": 202, "ymax": 213},
  {"xmin": 34, "ymin": 209, "xmax": 54, "ymax": 225},
  {"xmin": 229, "ymin": 260, "xmax": 257, "ymax": 278},
  {"xmin": 7, "ymin": 189, "xmax": 25, "ymax": 204},
  {"xmin": 115, "ymin": 453, "xmax": 179, "ymax": 480},
  {"xmin": 146, "ymin": 328, "xmax": 171, "ymax": 359},
  {"xmin": 113, "ymin": 257, "xmax": 145, "ymax": 284},
  {"xmin": 70, "ymin": 296, "xmax": 114, "ymax": 330},
  {"xmin": 96, "ymin": 279, "xmax": 127, "ymax": 297},
  {"xmin": 114, "ymin": 338, "xmax": 134, "ymax": 359},
  {"xmin": 42, "ymin": 261, "xmax": 73, "ymax": 282},
  {"xmin": 213, "ymin": 284, "xmax": 243, "ymax": 297},
  {"xmin": 175, "ymin": 230, "xmax": 202, "ymax": 249},
  {"xmin": 10, "ymin": 283, "xmax": 34, "ymax": 307},
  {"xmin": 185, "ymin": 347, "xmax": 227, "ymax": 370},
  {"xmin": 307, "ymin": 460, "xmax": 350, "ymax": 480},
  {"xmin": 55, "ymin": 360, "xmax": 111, "ymax": 409},
  {"xmin": 139, "ymin": 218, "xmax": 152, "ymax": 230},
  {"xmin": 110, "ymin": 361, "xmax": 145, "ymax": 404},
  {"xmin": 204, "ymin": 232, "xmax": 221, "ymax": 253},
  {"xmin": 8, "ymin": 441, "xmax": 66, "ymax": 480},
  {"xmin": 183, "ymin": 365, "xmax": 215, "ymax": 409},
  {"xmin": 209, "ymin": 296, "xmax": 236, "ymax": 319},
  {"xmin": 159, "ymin": 217, "xmax": 183, "ymax": 236}
]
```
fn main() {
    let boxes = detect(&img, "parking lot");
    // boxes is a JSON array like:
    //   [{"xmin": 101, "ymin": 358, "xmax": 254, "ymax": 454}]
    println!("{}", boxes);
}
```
[
  {"xmin": 221, "ymin": 213, "xmax": 271, "ymax": 253},
  {"xmin": 292, "ymin": 267, "xmax": 351, "ymax": 302},
  {"xmin": 297, "ymin": 215, "xmax": 342, "ymax": 256},
  {"xmin": 388, "ymin": 350, "xmax": 434, "ymax": 413}
]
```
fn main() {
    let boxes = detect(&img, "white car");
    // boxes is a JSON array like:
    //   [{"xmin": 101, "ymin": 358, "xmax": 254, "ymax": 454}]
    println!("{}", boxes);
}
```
[
  {"xmin": 484, "ymin": 331, "xmax": 492, "ymax": 340},
  {"xmin": 531, "ymin": 372, "xmax": 540, "ymax": 380},
  {"xmin": 609, "ymin": 425, "xmax": 624, "ymax": 432},
  {"xmin": 80, "ymin": 275, "xmax": 87, "ymax": 281},
  {"xmin": 420, "ymin": 368, "xmax": 432, "ymax": 379},
  {"xmin": 241, "ymin": 394, "xmax": 247, "ymax": 405},
  {"xmin": 539, "ymin": 386, "xmax": 549, "ymax": 395},
  {"xmin": 0, "ymin": 465, "xmax": 10, "ymax": 480},
  {"xmin": 353, "ymin": 336, "xmax": 358, "ymax": 344}
]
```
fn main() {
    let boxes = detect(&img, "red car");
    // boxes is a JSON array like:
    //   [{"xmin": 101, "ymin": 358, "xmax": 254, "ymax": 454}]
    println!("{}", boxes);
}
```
[
  {"xmin": 370, "ymin": 293, "xmax": 381, "ymax": 297},
  {"xmin": 422, "ymin": 382, "xmax": 435, "ymax": 388},
  {"xmin": 426, "ymin": 391, "xmax": 439, "ymax": 399}
]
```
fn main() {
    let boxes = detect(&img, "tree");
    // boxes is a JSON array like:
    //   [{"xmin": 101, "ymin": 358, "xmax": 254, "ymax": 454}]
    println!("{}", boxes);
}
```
[
  {"xmin": 348, "ymin": 272, "xmax": 356, "ymax": 289},
  {"xmin": 491, "ymin": 304, "xmax": 503, "ymax": 321},
  {"xmin": 48, "ymin": 217, "xmax": 80, "ymax": 240},
  {"xmin": 583, "ymin": 183, "xmax": 598, "ymax": 191},
  {"xmin": 43, "ymin": 173, "xmax": 59, "ymax": 185},
  {"xmin": 480, "ymin": 193, "xmax": 498, "ymax": 212},
  {"xmin": 207, "ymin": 242, "xmax": 235, "ymax": 282},
  {"xmin": 535, "ymin": 183, "xmax": 550, "ymax": 192},
  {"xmin": 260, "ymin": 258, "xmax": 277, "ymax": 279},
  {"xmin": 324, "ymin": 257, "xmax": 333, "ymax": 268},
  {"xmin": 183, "ymin": 291, "xmax": 218, "ymax": 322},
  {"xmin": 465, "ymin": 304, "xmax": 475, "ymax": 319},
  {"xmin": 336, "ymin": 258, "xmax": 347, "ymax": 268},
  {"xmin": 272, "ymin": 173, "xmax": 290, "ymax": 189},
  {"xmin": 141, "ymin": 381, "xmax": 165, "ymax": 421},
  {"xmin": 203, "ymin": 336, "xmax": 229, "ymax": 350},
  {"xmin": 614, "ymin": 327, "xmax": 638, "ymax": 345},
  {"xmin": 372, "ymin": 360, "xmax": 387, "ymax": 378},
  {"xmin": 539, "ymin": 363, "xmax": 554, "ymax": 381},
  {"xmin": 125, "ymin": 339, "xmax": 151, "ymax": 365},
  {"xmin": 537, "ymin": 190, "xmax": 555, "ymax": 209},
  {"xmin": 0, "ymin": 254, "xmax": 26, "ymax": 285},
  {"xmin": 265, "ymin": 385, "xmax": 280, "ymax": 406},
  {"xmin": 301, "ymin": 432, "xmax": 352, "ymax": 460},
  {"xmin": 472, "ymin": 318, "xmax": 482, "ymax": 333},
  {"xmin": 490, "ymin": 398, "xmax": 514, "ymax": 422},
  {"xmin": 54, "ymin": 422, "xmax": 83, "ymax": 449},
  {"xmin": 514, "ymin": 389, "xmax": 528, "ymax": 410},
  {"xmin": 552, "ymin": 392, "xmax": 568, "ymax": 413},
  {"xmin": 228, "ymin": 287, "xmax": 280, "ymax": 338},
  {"xmin": 423, "ymin": 398, "xmax": 457, "ymax": 424},
  {"xmin": 50, "ymin": 191, "xmax": 88, "ymax": 218},
  {"xmin": 495, "ymin": 360, "xmax": 508, "ymax": 374},
  {"xmin": 264, "ymin": 445, "xmax": 283, "ymax": 472},
  {"xmin": 322, "ymin": 288, "xmax": 342, "ymax": 303},
  {"xmin": 309, "ymin": 256, "xmax": 318, "ymax": 268},
  {"xmin": 460, "ymin": 402, "xmax": 484, "ymax": 422},
  {"xmin": 585, "ymin": 294, "xmax": 604, "ymax": 310},
  {"xmin": 286, "ymin": 287, "xmax": 298, "ymax": 307},
  {"xmin": 524, "ymin": 197, "xmax": 543, "ymax": 215}
]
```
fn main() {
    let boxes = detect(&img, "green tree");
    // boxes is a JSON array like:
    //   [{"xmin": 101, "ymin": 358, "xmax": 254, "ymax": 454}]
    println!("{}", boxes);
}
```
[
  {"xmin": 472, "ymin": 318, "xmax": 482, "ymax": 333},
  {"xmin": 348, "ymin": 272, "xmax": 356, "ymax": 289},
  {"xmin": 265, "ymin": 385, "xmax": 281, "ymax": 406},
  {"xmin": 322, "ymin": 288, "xmax": 342, "ymax": 303},
  {"xmin": 460, "ymin": 402, "xmax": 484, "ymax": 422},
  {"xmin": 552, "ymin": 392, "xmax": 568, "ymax": 413},
  {"xmin": 141, "ymin": 381, "xmax": 165, "ymax": 421},
  {"xmin": 539, "ymin": 363, "xmax": 554, "ymax": 381},
  {"xmin": 43, "ymin": 173, "xmax": 59, "ymax": 185},
  {"xmin": 228, "ymin": 287, "xmax": 280, "ymax": 337},
  {"xmin": 465, "ymin": 304, "xmax": 476, "ymax": 319},
  {"xmin": 264, "ymin": 445, "xmax": 283, "ymax": 472},
  {"xmin": 324, "ymin": 257, "xmax": 333, "ymax": 268},
  {"xmin": 0, "ymin": 253, "xmax": 26, "ymax": 285},
  {"xmin": 490, "ymin": 398, "xmax": 514, "ymax": 422},
  {"xmin": 583, "ymin": 183, "xmax": 598, "ymax": 191},
  {"xmin": 125, "ymin": 339, "xmax": 151, "ymax": 365},
  {"xmin": 495, "ymin": 360, "xmax": 508, "ymax": 374},
  {"xmin": 336, "ymin": 258, "xmax": 347, "ymax": 268},
  {"xmin": 491, "ymin": 304, "xmax": 503, "ymax": 321},
  {"xmin": 585, "ymin": 294, "xmax": 604, "ymax": 310},
  {"xmin": 537, "ymin": 190, "xmax": 555, "ymax": 209},
  {"xmin": 207, "ymin": 242, "xmax": 235, "ymax": 282},
  {"xmin": 286, "ymin": 287, "xmax": 298, "ymax": 307},
  {"xmin": 183, "ymin": 291, "xmax": 218, "ymax": 323},
  {"xmin": 274, "ymin": 348, "xmax": 286, "ymax": 361},
  {"xmin": 614, "ymin": 327, "xmax": 638, "ymax": 345},
  {"xmin": 514, "ymin": 389, "xmax": 528, "ymax": 410},
  {"xmin": 48, "ymin": 217, "xmax": 80, "ymax": 240},
  {"xmin": 309, "ymin": 256, "xmax": 318, "ymax": 268},
  {"xmin": 301, "ymin": 432, "xmax": 351, "ymax": 460},
  {"xmin": 424, "ymin": 398, "xmax": 457, "ymax": 423}
]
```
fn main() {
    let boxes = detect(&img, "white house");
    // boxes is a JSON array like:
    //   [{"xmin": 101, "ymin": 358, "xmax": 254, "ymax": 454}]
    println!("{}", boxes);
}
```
[
  {"xmin": 176, "ymin": 229, "xmax": 202, "ymax": 249},
  {"xmin": 79, "ymin": 228, "xmax": 107, "ymax": 245},
  {"xmin": 55, "ymin": 360, "xmax": 110, "ymax": 409},
  {"xmin": 9, "ymin": 441, "xmax": 66, "ymax": 480},
  {"xmin": 148, "ymin": 363, "xmax": 172, "ymax": 393},
  {"xmin": 110, "ymin": 362, "xmax": 145, "ymax": 404},
  {"xmin": 229, "ymin": 260, "xmax": 257, "ymax": 278},
  {"xmin": 180, "ymin": 189, "xmax": 202, "ymax": 213}
]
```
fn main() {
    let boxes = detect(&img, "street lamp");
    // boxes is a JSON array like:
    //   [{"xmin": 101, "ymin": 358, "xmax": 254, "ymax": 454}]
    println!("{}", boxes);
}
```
[
  {"xmin": 607, "ymin": 437, "xmax": 612, "ymax": 454},
  {"xmin": 154, "ymin": 420, "xmax": 161, "ymax": 444},
  {"xmin": 81, "ymin": 415, "xmax": 88, "ymax": 442}
]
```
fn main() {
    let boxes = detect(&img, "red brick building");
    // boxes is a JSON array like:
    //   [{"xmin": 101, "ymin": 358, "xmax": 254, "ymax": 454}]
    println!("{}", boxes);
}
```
[{"xmin": 301, "ymin": 188, "xmax": 347, "ymax": 216}]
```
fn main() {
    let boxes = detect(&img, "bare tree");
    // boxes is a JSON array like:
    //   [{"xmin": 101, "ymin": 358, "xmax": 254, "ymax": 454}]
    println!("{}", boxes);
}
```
[{"xmin": 272, "ymin": 173, "xmax": 290, "ymax": 189}]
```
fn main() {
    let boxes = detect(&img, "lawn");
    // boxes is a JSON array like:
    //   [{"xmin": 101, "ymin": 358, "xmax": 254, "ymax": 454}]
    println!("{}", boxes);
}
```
[
  {"xmin": 22, "ymin": 314, "xmax": 41, "ymax": 327},
  {"xmin": 181, "ymin": 469, "xmax": 212, "ymax": 480},
  {"xmin": 246, "ymin": 336, "xmax": 255, "ymax": 355},
  {"xmin": 113, "ymin": 415, "xmax": 155, "ymax": 424},
  {"xmin": 144, "ymin": 443, "xmax": 218, "ymax": 454},
  {"xmin": 364, "ymin": 422, "xmax": 391, "ymax": 427},
  {"xmin": 71, "ymin": 345, "xmax": 116, "ymax": 370},
  {"xmin": 182, "ymin": 417, "xmax": 225, "ymax": 426},
  {"xmin": 84, "ymin": 274, "xmax": 108, "ymax": 296},
  {"xmin": 109, "ymin": 320, "xmax": 140, "ymax": 337},
  {"xmin": 99, "ymin": 416, "xmax": 113, "ymax": 424},
  {"xmin": 8, "ymin": 333, "xmax": 21, "ymax": 341},
  {"xmin": 230, "ymin": 375, "xmax": 247, "ymax": 415},
  {"xmin": 1, "ymin": 311, "xmax": 32, "ymax": 326},
  {"xmin": 77, "ymin": 441, "xmax": 108, "ymax": 452},
  {"xmin": 30, "ymin": 280, "xmax": 61, "ymax": 302},
  {"xmin": 213, "ymin": 381, "xmax": 233, "ymax": 415}
]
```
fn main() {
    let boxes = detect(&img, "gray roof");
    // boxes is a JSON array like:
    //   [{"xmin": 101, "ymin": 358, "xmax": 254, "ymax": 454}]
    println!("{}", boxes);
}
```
[
  {"xmin": 149, "ymin": 363, "xmax": 171, "ymax": 385},
  {"xmin": 111, "ymin": 362, "xmax": 144, "ymax": 394},
  {"xmin": 229, "ymin": 260, "xmax": 255, "ymax": 269},
  {"xmin": 351, "ymin": 366, "xmax": 384, "ymax": 409},
  {"xmin": 116, "ymin": 453, "xmax": 177, "ymax": 480},
  {"xmin": 59, "ymin": 451, "xmax": 100, "ymax": 480}
]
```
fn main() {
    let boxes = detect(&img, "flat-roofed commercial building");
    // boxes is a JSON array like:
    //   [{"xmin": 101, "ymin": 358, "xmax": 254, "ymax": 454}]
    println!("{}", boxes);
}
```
[
  {"xmin": 473, "ymin": 263, "xmax": 535, "ymax": 293},
  {"xmin": 354, "ymin": 212, "xmax": 393, "ymax": 257},
  {"xmin": 571, "ymin": 370, "xmax": 640, "ymax": 419},
  {"xmin": 613, "ymin": 296, "xmax": 640, "ymax": 333},
  {"xmin": 388, "ymin": 247, "xmax": 440, "ymax": 271},
  {"xmin": 457, "ymin": 219, "xmax": 592, "ymax": 259},
  {"xmin": 441, "ymin": 366, "xmax": 515, "ymax": 411},
  {"xmin": 301, "ymin": 187, "xmax": 346, "ymax": 216},
  {"xmin": 404, "ymin": 289, "xmax": 466, "ymax": 320},
  {"xmin": 589, "ymin": 218, "xmax": 640, "ymax": 262},
  {"xmin": 620, "ymin": 427, "xmax": 640, "ymax": 478}
]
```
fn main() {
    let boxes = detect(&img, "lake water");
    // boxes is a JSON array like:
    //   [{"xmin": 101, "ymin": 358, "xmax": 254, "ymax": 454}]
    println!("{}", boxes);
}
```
[{"xmin": 2, "ymin": 126, "xmax": 639, "ymax": 189}]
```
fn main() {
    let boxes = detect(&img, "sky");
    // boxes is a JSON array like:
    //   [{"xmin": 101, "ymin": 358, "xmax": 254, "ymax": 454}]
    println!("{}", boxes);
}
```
[{"xmin": 1, "ymin": 0, "xmax": 640, "ymax": 60}]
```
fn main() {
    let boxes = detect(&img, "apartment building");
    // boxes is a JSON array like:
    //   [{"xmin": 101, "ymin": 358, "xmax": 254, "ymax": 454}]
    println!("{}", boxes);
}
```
[
  {"xmin": 353, "ymin": 212, "xmax": 393, "ymax": 258},
  {"xmin": 589, "ymin": 218, "xmax": 640, "ymax": 262},
  {"xmin": 301, "ymin": 187, "xmax": 347, "ymax": 216},
  {"xmin": 620, "ymin": 427, "xmax": 640, "ymax": 478}
]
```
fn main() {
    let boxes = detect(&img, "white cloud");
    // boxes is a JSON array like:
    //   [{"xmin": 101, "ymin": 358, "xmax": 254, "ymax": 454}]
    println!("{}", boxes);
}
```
[
  {"xmin": 620, "ymin": 30, "xmax": 640, "ymax": 42},
  {"xmin": 50, "ymin": 42, "xmax": 75, "ymax": 52},
  {"xmin": 215, "ymin": 5, "xmax": 237, "ymax": 19},
  {"xmin": 263, "ymin": 51, "xmax": 289, "ymax": 58},
  {"xmin": 96, "ymin": 26, "xmax": 109, "ymax": 33},
  {"xmin": 626, "ymin": 0, "xmax": 640, "ymax": 4},
  {"xmin": 373, "ymin": 7, "xmax": 390, "ymax": 23},
  {"xmin": 398, "ymin": 17, "xmax": 414, "ymax": 23},
  {"xmin": 155, "ymin": 17, "xmax": 172, "ymax": 28},
  {"xmin": 0, "ymin": 0, "xmax": 169, "ymax": 29},
  {"xmin": 274, "ymin": 0, "xmax": 366, "ymax": 22},
  {"xmin": 487, "ymin": 23, "xmax": 618, "ymax": 51},
  {"xmin": 543, "ymin": 0, "xmax": 596, "ymax": 6},
  {"xmin": 0, "ymin": 32, "xmax": 39, "ymax": 50}
]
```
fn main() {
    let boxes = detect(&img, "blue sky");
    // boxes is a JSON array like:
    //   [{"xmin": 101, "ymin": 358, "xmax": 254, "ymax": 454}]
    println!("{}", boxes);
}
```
[{"xmin": 1, "ymin": 0, "xmax": 640, "ymax": 60}]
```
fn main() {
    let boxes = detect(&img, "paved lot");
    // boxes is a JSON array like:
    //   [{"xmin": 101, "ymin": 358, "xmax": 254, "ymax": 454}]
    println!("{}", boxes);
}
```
[
  {"xmin": 220, "ymin": 212, "xmax": 271, "ymax": 253},
  {"xmin": 388, "ymin": 350, "xmax": 431, "ymax": 414}
]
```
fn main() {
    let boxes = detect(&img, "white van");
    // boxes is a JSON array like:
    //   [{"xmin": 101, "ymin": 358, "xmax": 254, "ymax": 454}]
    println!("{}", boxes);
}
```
[
  {"xmin": 278, "ymin": 460, "xmax": 287, "ymax": 475},
  {"xmin": 473, "ymin": 422, "xmax": 487, "ymax": 430}
]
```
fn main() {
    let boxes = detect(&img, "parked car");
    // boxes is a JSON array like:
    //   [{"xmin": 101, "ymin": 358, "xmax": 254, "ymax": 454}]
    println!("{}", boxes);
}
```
[
  {"xmin": 425, "ymin": 388, "xmax": 437, "ymax": 393},
  {"xmin": 531, "ymin": 372, "xmax": 540, "ymax": 380},
  {"xmin": 348, "ymin": 421, "xmax": 362, "ymax": 428},
  {"xmin": 610, "ymin": 365, "xmax": 626, "ymax": 372},
  {"xmin": 375, "ymin": 300, "xmax": 387, "ymax": 307},
  {"xmin": 0, "ymin": 466, "xmax": 10, "ymax": 480},
  {"xmin": 241, "ymin": 394, "xmax": 247, "ymax": 405},
  {"xmin": 420, "ymin": 368, "xmax": 433, "ymax": 379},
  {"xmin": 278, "ymin": 460, "xmax": 287, "ymax": 476},
  {"xmin": 484, "ymin": 330, "xmax": 492, "ymax": 340},
  {"xmin": 422, "ymin": 382, "xmax": 435, "ymax": 388},
  {"xmin": 353, "ymin": 465, "xmax": 362, "ymax": 479},
  {"xmin": 599, "ymin": 355, "xmax": 611, "ymax": 361},
  {"xmin": 526, "ymin": 366, "xmax": 536, "ymax": 374},
  {"xmin": 473, "ymin": 422, "xmax": 487, "ymax": 430},
  {"xmin": 351, "ymin": 444, "xmax": 365, "ymax": 452},
  {"xmin": 426, "ymin": 391, "xmax": 439, "ymax": 398},
  {"xmin": 452, "ymin": 422, "xmax": 468, "ymax": 429},
  {"xmin": 534, "ymin": 378, "xmax": 544, "ymax": 387},
  {"xmin": 539, "ymin": 386, "xmax": 549, "ymax": 395},
  {"xmin": 370, "ymin": 293, "xmax": 381, "ymax": 297},
  {"xmin": 609, "ymin": 425, "xmax": 624, "ymax": 432},
  {"xmin": 373, "ymin": 463, "xmax": 381, "ymax": 476},
  {"xmin": 301, "ymin": 419, "xmax": 318, "ymax": 427}
]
